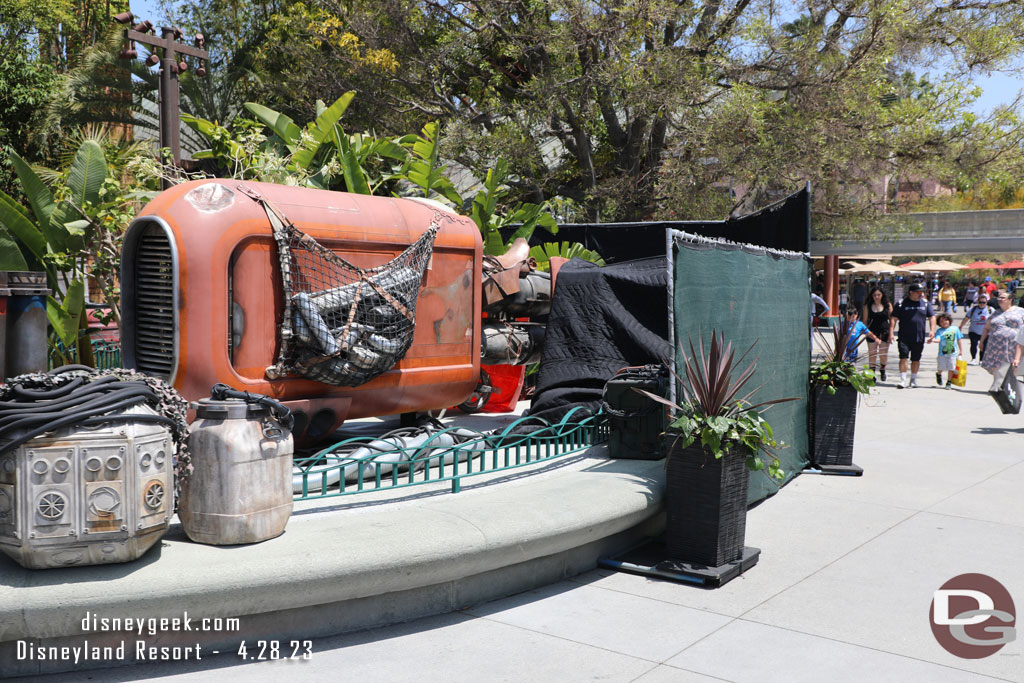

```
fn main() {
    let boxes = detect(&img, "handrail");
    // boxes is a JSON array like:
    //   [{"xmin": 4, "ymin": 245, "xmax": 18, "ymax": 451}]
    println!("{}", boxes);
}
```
[{"xmin": 293, "ymin": 410, "xmax": 609, "ymax": 500}]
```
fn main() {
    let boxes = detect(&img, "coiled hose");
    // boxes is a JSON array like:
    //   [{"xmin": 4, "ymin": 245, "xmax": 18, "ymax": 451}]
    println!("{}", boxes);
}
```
[
  {"xmin": 209, "ymin": 383, "xmax": 294, "ymax": 431},
  {"xmin": 0, "ymin": 366, "xmax": 178, "ymax": 455}
]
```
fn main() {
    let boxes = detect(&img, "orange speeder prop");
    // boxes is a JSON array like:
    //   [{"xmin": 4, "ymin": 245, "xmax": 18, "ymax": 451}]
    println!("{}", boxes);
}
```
[{"xmin": 121, "ymin": 179, "xmax": 482, "ymax": 442}]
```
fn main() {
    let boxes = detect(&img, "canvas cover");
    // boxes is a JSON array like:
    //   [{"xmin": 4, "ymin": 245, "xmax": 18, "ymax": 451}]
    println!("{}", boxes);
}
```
[{"xmin": 515, "ymin": 257, "xmax": 672, "ymax": 429}]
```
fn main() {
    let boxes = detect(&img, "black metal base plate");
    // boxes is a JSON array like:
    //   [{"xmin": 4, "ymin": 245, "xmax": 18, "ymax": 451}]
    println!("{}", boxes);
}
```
[
  {"xmin": 598, "ymin": 540, "xmax": 760, "ymax": 588},
  {"xmin": 804, "ymin": 463, "xmax": 864, "ymax": 476}
]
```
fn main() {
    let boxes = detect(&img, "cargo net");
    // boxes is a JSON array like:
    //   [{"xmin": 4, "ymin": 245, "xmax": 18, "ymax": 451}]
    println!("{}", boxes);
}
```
[{"xmin": 258, "ymin": 195, "xmax": 442, "ymax": 386}]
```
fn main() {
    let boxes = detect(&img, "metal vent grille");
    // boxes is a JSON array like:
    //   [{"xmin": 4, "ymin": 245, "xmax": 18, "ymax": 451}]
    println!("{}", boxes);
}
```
[{"xmin": 132, "ymin": 224, "xmax": 176, "ymax": 378}]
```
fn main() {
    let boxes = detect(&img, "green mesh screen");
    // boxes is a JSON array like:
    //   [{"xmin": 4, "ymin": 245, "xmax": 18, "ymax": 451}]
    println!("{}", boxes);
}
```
[{"xmin": 672, "ymin": 236, "xmax": 811, "ymax": 504}]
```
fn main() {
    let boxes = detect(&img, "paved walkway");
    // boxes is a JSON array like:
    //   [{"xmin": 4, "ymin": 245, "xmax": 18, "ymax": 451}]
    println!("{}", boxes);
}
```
[{"xmin": 11, "ymin": 327, "xmax": 1024, "ymax": 682}]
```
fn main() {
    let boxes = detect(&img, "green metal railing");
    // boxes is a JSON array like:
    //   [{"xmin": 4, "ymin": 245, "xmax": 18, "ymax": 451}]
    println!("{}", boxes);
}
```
[
  {"xmin": 50, "ymin": 339, "xmax": 122, "ymax": 370},
  {"xmin": 293, "ymin": 408, "xmax": 609, "ymax": 500}
]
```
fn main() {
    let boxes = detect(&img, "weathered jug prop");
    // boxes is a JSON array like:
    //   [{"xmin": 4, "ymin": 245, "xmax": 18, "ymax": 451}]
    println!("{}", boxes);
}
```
[{"xmin": 179, "ymin": 383, "xmax": 294, "ymax": 545}]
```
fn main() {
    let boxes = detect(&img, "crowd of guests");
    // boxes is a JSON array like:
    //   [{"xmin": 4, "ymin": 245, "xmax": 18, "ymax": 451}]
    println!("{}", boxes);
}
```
[
  {"xmin": 833, "ymin": 280, "xmax": 1024, "ymax": 392},
  {"xmin": 837, "ymin": 274, "xmax": 1023, "ymax": 317}
]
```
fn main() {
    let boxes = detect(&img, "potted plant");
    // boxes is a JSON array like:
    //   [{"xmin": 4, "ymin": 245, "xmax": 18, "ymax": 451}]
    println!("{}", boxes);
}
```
[
  {"xmin": 809, "ymin": 318, "xmax": 875, "ymax": 474},
  {"xmin": 639, "ymin": 331, "xmax": 795, "ymax": 579}
]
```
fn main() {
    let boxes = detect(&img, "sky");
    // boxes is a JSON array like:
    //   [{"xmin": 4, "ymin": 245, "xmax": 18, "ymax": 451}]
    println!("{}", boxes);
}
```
[
  {"xmin": 966, "ymin": 73, "xmax": 1022, "ymax": 115},
  {"xmin": 129, "ymin": 0, "xmax": 1022, "ymax": 116}
]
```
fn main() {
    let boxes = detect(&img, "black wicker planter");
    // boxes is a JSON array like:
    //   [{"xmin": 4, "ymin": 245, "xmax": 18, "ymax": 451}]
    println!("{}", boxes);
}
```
[
  {"xmin": 811, "ymin": 385, "xmax": 863, "ymax": 475},
  {"xmin": 665, "ymin": 442, "xmax": 751, "ymax": 567},
  {"xmin": 597, "ymin": 438, "xmax": 759, "ymax": 587}
]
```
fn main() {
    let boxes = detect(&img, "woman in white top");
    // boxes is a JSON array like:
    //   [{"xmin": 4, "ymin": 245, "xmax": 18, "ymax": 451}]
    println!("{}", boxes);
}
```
[{"xmin": 965, "ymin": 281, "xmax": 979, "ymax": 308}]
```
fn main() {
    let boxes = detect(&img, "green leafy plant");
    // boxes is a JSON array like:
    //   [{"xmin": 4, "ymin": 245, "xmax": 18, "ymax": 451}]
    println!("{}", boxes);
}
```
[
  {"xmin": 183, "ymin": 93, "xmax": 584, "ymax": 262},
  {"xmin": 185, "ymin": 93, "xmax": 427, "ymax": 197},
  {"xmin": 469, "ymin": 158, "xmax": 558, "ymax": 256},
  {"xmin": 811, "ymin": 319, "xmax": 876, "ymax": 395},
  {"xmin": 185, "ymin": 92, "xmax": 401, "ymax": 192},
  {"xmin": 638, "ymin": 330, "xmax": 797, "ymax": 480},
  {"xmin": 529, "ymin": 241, "xmax": 606, "ymax": 270},
  {"xmin": 0, "ymin": 141, "xmax": 105, "ymax": 364},
  {"xmin": 397, "ymin": 121, "xmax": 463, "ymax": 206},
  {"xmin": 0, "ymin": 130, "xmax": 155, "ymax": 365}
]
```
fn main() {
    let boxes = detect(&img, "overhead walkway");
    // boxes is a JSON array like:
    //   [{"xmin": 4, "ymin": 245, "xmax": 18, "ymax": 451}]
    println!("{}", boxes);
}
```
[{"xmin": 811, "ymin": 208, "xmax": 1024, "ymax": 256}]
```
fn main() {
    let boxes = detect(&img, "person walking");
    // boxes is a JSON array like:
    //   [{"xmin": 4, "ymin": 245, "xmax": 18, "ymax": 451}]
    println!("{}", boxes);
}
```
[
  {"xmin": 889, "ymin": 283, "xmax": 936, "ymax": 389},
  {"xmin": 864, "ymin": 287, "xmax": 893, "ymax": 381},
  {"xmin": 934, "ymin": 313, "xmax": 964, "ymax": 388},
  {"xmin": 965, "ymin": 281, "xmax": 979, "ymax": 309},
  {"xmin": 939, "ymin": 280, "xmax": 957, "ymax": 314},
  {"xmin": 959, "ymin": 292, "xmax": 993, "ymax": 365},
  {"xmin": 979, "ymin": 290, "xmax": 1024, "ymax": 392},
  {"xmin": 852, "ymin": 279, "xmax": 867, "ymax": 316},
  {"xmin": 811, "ymin": 290, "xmax": 830, "ymax": 345}
]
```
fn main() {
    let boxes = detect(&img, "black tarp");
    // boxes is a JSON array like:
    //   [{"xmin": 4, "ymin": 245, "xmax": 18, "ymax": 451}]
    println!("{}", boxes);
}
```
[
  {"xmin": 516, "ymin": 257, "xmax": 672, "ymax": 427},
  {"xmin": 501, "ymin": 185, "xmax": 810, "ymax": 262},
  {"xmin": 515, "ymin": 186, "xmax": 810, "ymax": 431}
]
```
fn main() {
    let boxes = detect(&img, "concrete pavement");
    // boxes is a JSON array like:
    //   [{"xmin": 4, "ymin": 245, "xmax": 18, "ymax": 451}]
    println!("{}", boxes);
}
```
[{"xmin": 8, "ymin": 333, "xmax": 1024, "ymax": 682}]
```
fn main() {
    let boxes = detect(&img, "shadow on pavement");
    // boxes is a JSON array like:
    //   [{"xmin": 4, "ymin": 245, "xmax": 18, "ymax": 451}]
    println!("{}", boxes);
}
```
[{"xmin": 971, "ymin": 426, "xmax": 1024, "ymax": 435}]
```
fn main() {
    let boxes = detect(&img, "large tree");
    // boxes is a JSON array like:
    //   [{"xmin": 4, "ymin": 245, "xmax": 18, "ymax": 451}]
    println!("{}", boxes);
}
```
[{"xmin": 257, "ymin": 0, "xmax": 1022, "ymax": 233}]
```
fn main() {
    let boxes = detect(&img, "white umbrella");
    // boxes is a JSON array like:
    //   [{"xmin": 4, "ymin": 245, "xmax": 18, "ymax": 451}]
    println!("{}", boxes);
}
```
[
  {"xmin": 845, "ymin": 261, "xmax": 899, "ymax": 273},
  {"xmin": 915, "ymin": 260, "xmax": 963, "ymax": 272}
]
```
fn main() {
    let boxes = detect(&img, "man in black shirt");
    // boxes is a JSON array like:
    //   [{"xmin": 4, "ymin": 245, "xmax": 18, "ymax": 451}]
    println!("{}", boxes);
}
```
[
  {"xmin": 889, "ymin": 283, "xmax": 936, "ymax": 388},
  {"xmin": 852, "ymin": 279, "xmax": 867, "ymax": 316}
]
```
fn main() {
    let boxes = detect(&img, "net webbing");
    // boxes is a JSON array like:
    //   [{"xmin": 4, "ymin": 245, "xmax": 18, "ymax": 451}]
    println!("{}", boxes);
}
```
[{"xmin": 240, "ymin": 185, "xmax": 442, "ymax": 386}]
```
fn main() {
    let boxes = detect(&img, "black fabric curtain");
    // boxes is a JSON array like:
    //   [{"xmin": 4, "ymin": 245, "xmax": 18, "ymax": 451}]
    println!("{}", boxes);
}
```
[{"xmin": 501, "ymin": 186, "xmax": 810, "ymax": 261}]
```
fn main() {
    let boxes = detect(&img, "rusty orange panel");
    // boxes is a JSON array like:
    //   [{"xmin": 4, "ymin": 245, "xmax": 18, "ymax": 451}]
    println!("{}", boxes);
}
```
[{"xmin": 122, "ymin": 179, "xmax": 481, "ymax": 436}]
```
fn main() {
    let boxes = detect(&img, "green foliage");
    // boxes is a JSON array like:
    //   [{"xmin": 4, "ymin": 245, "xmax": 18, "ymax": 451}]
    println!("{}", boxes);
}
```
[
  {"xmin": 811, "ymin": 320, "xmax": 877, "ymax": 395},
  {"xmin": 34, "ymin": 25, "xmax": 135, "ymax": 149},
  {"xmin": 398, "ymin": 122, "xmax": 463, "ymax": 207},
  {"xmin": 529, "ymin": 242, "xmax": 606, "ymax": 271},
  {"xmin": 469, "ymin": 158, "xmax": 558, "ymax": 256},
  {"xmin": 46, "ymin": 278, "xmax": 85, "ymax": 365},
  {"xmin": 638, "ymin": 331, "xmax": 797, "ymax": 480},
  {"xmin": 0, "ymin": 153, "xmax": 94, "ymax": 362},
  {"xmin": 0, "ymin": 131, "xmax": 157, "ymax": 362},
  {"xmin": 0, "ymin": 52, "xmax": 59, "ymax": 197},
  {"xmin": 208, "ymin": 0, "xmax": 1024, "ymax": 235},
  {"xmin": 182, "ymin": 94, "xmax": 570, "ymax": 260},
  {"xmin": 186, "ymin": 93, "xmax": 410, "ymax": 193}
]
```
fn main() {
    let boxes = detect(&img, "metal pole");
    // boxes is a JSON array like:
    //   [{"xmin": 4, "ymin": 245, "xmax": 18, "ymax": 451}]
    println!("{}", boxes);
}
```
[
  {"xmin": 824, "ymin": 255, "xmax": 840, "ymax": 326},
  {"xmin": 122, "ymin": 23, "xmax": 207, "ymax": 189},
  {"xmin": 158, "ymin": 28, "xmax": 180, "ymax": 174}
]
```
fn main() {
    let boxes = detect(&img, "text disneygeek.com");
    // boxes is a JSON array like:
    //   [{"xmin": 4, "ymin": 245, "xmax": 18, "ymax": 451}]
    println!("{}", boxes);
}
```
[{"xmin": 15, "ymin": 611, "xmax": 243, "ymax": 664}]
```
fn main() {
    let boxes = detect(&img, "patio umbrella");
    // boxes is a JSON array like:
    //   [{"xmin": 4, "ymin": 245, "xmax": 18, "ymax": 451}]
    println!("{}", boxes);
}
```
[
  {"xmin": 965, "ymin": 260, "xmax": 1001, "ymax": 270},
  {"xmin": 914, "ymin": 260, "xmax": 963, "ymax": 271},
  {"xmin": 845, "ymin": 261, "xmax": 899, "ymax": 273},
  {"xmin": 998, "ymin": 260, "xmax": 1024, "ymax": 269},
  {"xmin": 898, "ymin": 261, "xmax": 918, "ymax": 268}
]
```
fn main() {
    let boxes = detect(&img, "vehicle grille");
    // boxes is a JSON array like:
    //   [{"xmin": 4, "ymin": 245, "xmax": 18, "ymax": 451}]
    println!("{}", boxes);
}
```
[{"xmin": 130, "ymin": 223, "xmax": 176, "ymax": 379}]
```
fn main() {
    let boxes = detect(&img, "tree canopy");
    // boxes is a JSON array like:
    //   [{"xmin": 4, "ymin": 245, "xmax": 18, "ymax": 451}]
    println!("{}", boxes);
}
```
[
  {"xmin": 185, "ymin": 0, "xmax": 1024, "ymax": 235},
  {"xmin": 8, "ymin": 0, "xmax": 1024, "ymax": 237}
]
